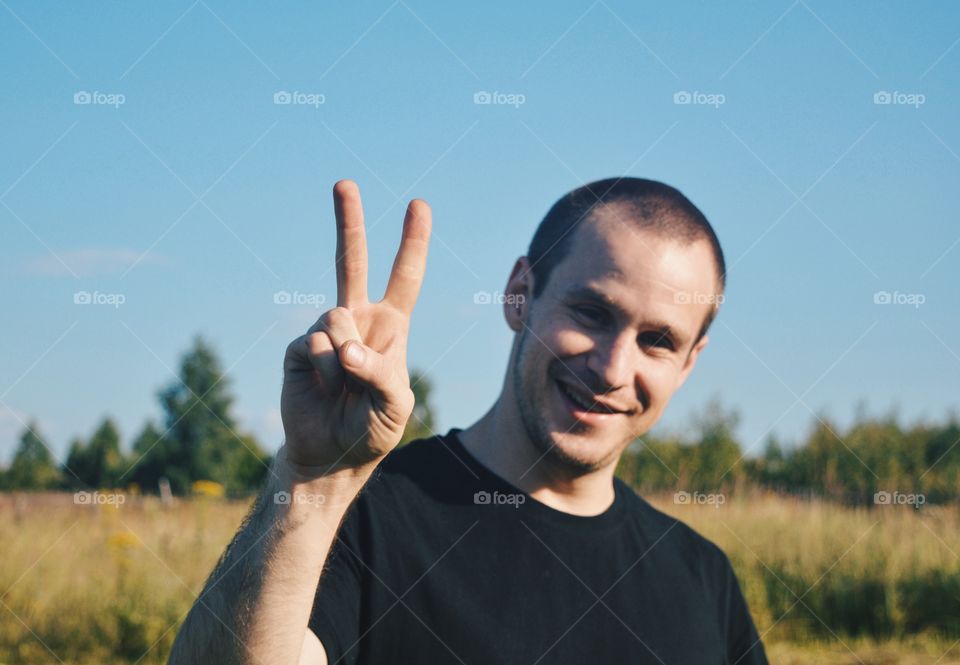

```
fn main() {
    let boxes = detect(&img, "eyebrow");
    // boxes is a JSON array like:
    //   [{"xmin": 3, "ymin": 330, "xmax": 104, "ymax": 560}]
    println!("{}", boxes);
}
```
[{"xmin": 563, "ymin": 285, "xmax": 689, "ymax": 349}]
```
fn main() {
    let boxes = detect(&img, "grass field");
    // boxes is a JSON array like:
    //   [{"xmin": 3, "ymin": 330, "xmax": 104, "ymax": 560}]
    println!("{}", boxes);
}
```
[{"xmin": 1, "ymin": 491, "xmax": 959, "ymax": 664}]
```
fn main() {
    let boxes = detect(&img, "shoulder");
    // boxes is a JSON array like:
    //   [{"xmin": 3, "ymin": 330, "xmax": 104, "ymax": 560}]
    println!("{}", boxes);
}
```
[
  {"xmin": 615, "ymin": 479, "xmax": 734, "ymax": 578},
  {"xmin": 380, "ymin": 433, "xmax": 450, "ymax": 471},
  {"xmin": 376, "ymin": 433, "xmax": 456, "ymax": 484},
  {"xmin": 356, "ymin": 433, "xmax": 464, "ymax": 506}
]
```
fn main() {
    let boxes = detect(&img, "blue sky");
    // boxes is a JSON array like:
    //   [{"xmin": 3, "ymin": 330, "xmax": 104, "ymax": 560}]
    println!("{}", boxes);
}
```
[{"xmin": 2, "ymin": 1, "xmax": 958, "ymax": 466}]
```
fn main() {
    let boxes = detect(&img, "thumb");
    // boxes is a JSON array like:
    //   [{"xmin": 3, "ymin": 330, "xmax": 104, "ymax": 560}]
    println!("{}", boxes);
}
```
[{"xmin": 338, "ymin": 340, "xmax": 398, "ymax": 401}]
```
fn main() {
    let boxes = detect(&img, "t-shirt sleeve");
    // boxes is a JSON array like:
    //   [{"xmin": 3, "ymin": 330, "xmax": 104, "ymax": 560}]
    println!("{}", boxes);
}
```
[
  {"xmin": 307, "ymin": 501, "xmax": 365, "ymax": 665},
  {"xmin": 718, "ymin": 554, "xmax": 769, "ymax": 665}
]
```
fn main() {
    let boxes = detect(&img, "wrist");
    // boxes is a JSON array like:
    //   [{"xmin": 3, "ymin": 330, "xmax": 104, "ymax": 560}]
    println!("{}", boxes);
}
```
[{"xmin": 274, "ymin": 445, "xmax": 377, "ymax": 507}]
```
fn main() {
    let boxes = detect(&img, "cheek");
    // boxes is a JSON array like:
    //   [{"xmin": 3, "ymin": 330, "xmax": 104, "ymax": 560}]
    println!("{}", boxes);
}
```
[
  {"xmin": 640, "ymin": 359, "xmax": 684, "ymax": 406},
  {"xmin": 519, "ymin": 311, "xmax": 588, "ymax": 366},
  {"xmin": 550, "ymin": 325, "xmax": 595, "ymax": 356}
]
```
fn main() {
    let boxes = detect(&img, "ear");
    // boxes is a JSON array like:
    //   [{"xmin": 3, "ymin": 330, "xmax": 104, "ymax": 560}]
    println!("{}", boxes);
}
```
[
  {"xmin": 503, "ymin": 257, "xmax": 532, "ymax": 332},
  {"xmin": 675, "ymin": 334, "xmax": 708, "ymax": 391}
]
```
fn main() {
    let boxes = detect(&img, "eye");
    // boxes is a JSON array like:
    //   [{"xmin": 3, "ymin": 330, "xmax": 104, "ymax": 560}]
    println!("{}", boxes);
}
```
[
  {"xmin": 572, "ymin": 304, "xmax": 610, "ymax": 327},
  {"xmin": 638, "ymin": 330, "xmax": 675, "ymax": 351}
]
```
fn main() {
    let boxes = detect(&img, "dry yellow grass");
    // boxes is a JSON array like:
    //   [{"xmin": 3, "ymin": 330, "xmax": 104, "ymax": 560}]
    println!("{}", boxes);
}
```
[
  {"xmin": 0, "ymin": 494, "xmax": 248, "ymax": 664},
  {"xmin": 0, "ymin": 491, "xmax": 958, "ymax": 664},
  {"xmin": 650, "ymin": 491, "xmax": 960, "ymax": 664}
]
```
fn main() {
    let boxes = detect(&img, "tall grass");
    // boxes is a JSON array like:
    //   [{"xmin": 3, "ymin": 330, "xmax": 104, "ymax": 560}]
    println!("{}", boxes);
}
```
[
  {"xmin": 650, "ymin": 490, "xmax": 960, "ymax": 663},
  {"xmin": 1, "ymin": 491, "xmax": 959, "ymax": 664},
  {"xmin": 0, "ymin": 494, "xmax": 247, "ymax": 664}
]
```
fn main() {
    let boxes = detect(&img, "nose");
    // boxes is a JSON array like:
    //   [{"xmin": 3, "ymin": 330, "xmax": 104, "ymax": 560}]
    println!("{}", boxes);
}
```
[{"xmin": 586, "ymin": 331, "xmax": 635, "ymax": 393}]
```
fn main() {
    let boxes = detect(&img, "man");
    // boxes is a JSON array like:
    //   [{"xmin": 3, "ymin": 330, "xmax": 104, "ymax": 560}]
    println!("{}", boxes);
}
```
[{"xmin": 170, "ymin": 177, "xmax": 769, "ymax": 664}]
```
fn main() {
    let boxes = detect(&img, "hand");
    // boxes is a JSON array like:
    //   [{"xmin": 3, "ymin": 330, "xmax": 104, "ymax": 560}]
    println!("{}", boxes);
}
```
[{"xmin": 280, "ymin": 180, "xmax": 432, "ymax": 472}]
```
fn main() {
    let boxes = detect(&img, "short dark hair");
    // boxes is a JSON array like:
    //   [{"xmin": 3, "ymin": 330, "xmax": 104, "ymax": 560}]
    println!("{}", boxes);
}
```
[{"xmin": 526, "ymin": 177, "xmax": 726, "ymax": 343}]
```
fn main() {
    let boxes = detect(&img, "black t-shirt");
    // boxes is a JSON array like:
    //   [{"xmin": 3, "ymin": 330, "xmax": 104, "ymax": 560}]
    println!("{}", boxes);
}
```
[{"xmin": 309, "ymin": 429, "xmax": 769, "ymax": 665}]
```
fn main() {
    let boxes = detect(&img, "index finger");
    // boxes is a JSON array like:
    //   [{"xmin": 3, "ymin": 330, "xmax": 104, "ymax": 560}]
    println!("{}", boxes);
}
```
[
  {"xmin": 333, "ymin": 179, "xmax": 369, "ymax": 308},
  {"xmin": 383, "ymin": 198, "xmax": 432, "ymax": 315}
]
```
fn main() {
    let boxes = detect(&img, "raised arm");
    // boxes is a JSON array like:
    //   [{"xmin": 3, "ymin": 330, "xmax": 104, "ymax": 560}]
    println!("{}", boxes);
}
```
[{"xmin": 168, "ymin": 180, "xmax": 432, "ymax": 665}]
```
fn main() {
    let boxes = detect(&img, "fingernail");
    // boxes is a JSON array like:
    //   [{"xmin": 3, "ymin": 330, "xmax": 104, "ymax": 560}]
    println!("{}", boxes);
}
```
[{"xmin": 344, "ymin": 341, "xmax": 365, "ymax": 366}]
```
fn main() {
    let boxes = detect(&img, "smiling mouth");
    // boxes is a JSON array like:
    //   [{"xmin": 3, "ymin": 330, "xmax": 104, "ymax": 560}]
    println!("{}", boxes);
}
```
[{"xmin": 555, "ymin": 379, "xmax": 624, "ymax": 415}]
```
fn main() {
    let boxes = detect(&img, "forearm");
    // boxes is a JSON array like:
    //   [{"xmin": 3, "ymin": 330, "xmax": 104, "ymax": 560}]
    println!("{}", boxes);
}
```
[{"xmin": 168, "ymin": 446, "xmax": 374, "ymax": 665}]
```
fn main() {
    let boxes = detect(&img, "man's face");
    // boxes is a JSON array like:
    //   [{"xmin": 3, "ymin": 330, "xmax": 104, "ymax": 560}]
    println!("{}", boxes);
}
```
[{"xmin": 506, "ymin": 206, "xmax": 719, "ymax": 473}]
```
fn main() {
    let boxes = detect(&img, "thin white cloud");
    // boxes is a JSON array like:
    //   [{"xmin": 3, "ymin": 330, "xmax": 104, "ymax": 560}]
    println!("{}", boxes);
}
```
[{"xmin": 23, "ymin": 248, "xmax": 167, "ymax": 277}]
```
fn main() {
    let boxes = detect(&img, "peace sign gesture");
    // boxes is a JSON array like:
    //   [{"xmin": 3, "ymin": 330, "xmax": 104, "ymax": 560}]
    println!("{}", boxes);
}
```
[{"xmin": 281, "ymin": 180, "xmax": 432, "ymax": 472}]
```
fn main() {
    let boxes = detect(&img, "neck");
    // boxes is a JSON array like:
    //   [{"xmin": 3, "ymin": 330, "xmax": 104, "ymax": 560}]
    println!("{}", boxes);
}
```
[{"xmin": 458, "ymin": 398, "xmax": 618, "ymax": 517}]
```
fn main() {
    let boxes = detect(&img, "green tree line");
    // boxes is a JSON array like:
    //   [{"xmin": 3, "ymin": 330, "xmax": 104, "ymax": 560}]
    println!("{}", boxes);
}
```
[
  {"xmin": 0, "ymin": 336, "xmax": 437, "ymax": 496},
  {"xmin": 2, "ymin": 336, "xmax": 955, "ymax": 503},
  {"xmin": 617, "ymin": 400, "xmax": 960, "ymax": 505}
]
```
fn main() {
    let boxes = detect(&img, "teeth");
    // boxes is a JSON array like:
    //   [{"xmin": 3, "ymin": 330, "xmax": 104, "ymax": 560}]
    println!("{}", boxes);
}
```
[{"xmin": 559, "ymin": 381, "xmax": 611, "ymax": 413}]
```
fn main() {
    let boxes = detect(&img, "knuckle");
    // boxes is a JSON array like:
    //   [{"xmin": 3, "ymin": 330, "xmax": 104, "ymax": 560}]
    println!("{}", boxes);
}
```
[
  {"xmin": 383, "ymin": 386, "xmax": 415, "ymax": 429},
  {"xmin": 342, "ymin": 259, "xmax": 365, "ymax": 275},
  {"xmin": 306, "ymin": 331, "xmax": 332, "ymax": 355},
  {"xmin": 393, "ymin": 261, "xmax": 417, "ymax": 279},
  {"xmin": 285, "ymin": 335, "xmax": 306, "ymax": 356},
  {"xmin": 322, "ymin": 306, "xmax": 352, "ymax": 328},
  {"xmin": 398, "ymin": 387, "xmax": 416, "ymax": 419}
]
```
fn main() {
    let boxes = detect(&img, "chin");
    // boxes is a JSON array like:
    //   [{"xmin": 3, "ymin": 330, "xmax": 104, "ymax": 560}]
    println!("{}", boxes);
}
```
[{"xmin": 537, "ymin": 428, "xmax": 624, "ymax": 474}]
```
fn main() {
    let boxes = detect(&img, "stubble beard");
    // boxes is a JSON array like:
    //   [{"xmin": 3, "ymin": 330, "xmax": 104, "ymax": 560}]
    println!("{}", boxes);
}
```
[{"xmin": 512, "ymin": 326, "xmax": 603, "ymax": 475}]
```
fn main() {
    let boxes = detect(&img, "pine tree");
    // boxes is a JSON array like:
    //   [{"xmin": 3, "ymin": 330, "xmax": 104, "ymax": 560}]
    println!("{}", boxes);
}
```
[
  {"xmin": 64, "ymin": 418, "xmax": 124, "ymax": 488},
  {"xmin": 7, "ymin": 422, "xmax": 60, "ymax": 490},
  {"xmin": 154, "ymin": 336, "xmax": 268, "ymax": 493}
]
